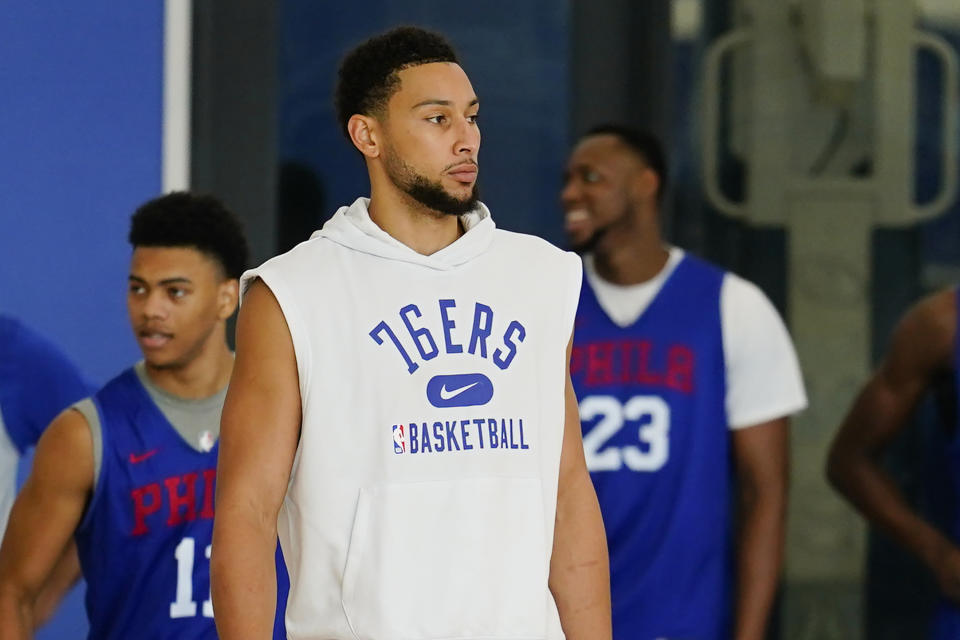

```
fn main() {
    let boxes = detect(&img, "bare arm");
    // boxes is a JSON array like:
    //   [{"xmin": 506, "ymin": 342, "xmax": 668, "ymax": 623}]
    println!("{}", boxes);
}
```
[
  {"xmin": 32, "ymin": 542, "xmax": 81, "ymax": 629},
  {"xmin": 827, "ymin": 289, "xmax": 957, "ymax": 599},
  {"xmin": 0, "ymin": 409, "xmax": 93, "ymax": 639},
  {"xmin": 549, "ymin": 336, "xmax": 611, "ymax": 640},
  {"xmin": 211, "ymin": 279, "xmax": 301, "ymax": 639},
  {"xmin": 731, "ymin": 417, "xmax": 789, "ymax": 640}
]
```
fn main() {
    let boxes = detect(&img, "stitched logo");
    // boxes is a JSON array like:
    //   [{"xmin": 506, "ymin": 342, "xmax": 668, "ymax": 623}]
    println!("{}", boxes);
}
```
[
  {"xmin": 128, "ymin": 449, "xmax": 159, "ymax": 464},
  {"xmin": 426, "ymin": 373, "xmax": 494, "ymax": 408},
  {"xmin": 393, "ymin": 424, "xmax": 406, "ymax": 454}
]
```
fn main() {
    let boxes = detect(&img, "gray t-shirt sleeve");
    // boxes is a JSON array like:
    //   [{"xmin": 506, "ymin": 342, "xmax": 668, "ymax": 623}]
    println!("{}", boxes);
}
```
[{"xmin": 71, "ymin": 398, "xmax": 102, "ymax": 491}]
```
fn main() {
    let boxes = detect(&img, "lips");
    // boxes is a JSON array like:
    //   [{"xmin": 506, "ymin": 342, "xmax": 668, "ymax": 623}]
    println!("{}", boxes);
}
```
[
  {"xmin": 447, "ymin": 164, "xmax": 478, "ymax": 183},
  {"xmin": 138, "ymin": 330, "xmax": 173, "ymax": 349}
]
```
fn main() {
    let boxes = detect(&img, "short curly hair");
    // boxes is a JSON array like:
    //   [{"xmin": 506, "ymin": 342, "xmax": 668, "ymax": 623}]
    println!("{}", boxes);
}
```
[
  {"xmin": 585, "ymin": 124, "xmax": 669, "ymax": 203},
  {"xmin": 128, "ymin": 192, "xmax": 249, "ymax": 280},
  {"xmin": 335, "ymin": 26, "xmax": 459, "ymax": 140}
]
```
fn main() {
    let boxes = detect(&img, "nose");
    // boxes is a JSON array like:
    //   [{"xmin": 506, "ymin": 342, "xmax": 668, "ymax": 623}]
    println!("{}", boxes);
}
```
[
  {"xmin": 455, "ymin": 116, "xmax": 480, "ymax": 156},
  {"xmin": 560, "ymin": 176, "xmax": 581, "ymax": 209},
  {"xmin": 141, "ymin": 289, "xmax": 169, "ymax": 320}
]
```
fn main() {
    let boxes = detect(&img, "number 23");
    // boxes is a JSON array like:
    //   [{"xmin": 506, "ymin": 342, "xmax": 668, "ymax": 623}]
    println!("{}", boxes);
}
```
[{"xmin": 580, "ymin": 395, "xmax": 670, "ymax": 472}]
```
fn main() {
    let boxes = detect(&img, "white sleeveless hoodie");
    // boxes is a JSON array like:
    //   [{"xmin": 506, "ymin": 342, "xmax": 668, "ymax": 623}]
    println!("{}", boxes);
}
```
[{"xmin": 242, "ymin": 198, "xmax": 582, "ymax": 640}]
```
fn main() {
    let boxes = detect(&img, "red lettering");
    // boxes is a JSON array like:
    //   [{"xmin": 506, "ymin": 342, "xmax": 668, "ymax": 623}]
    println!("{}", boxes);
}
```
[
  {"xmin": 666, "ymin": 345, "xmax": 695, "ymax": 393},
  {"xmin": 131, "ymin": 483, "xmax": 162, "ymax": 536},
  {"xmin": 587, "ymin": 343, "xmax": 616, "ymax": 385},
  {"xmin": 635, "ymin": 340, "xmax": 664, "ymax": 385},
  {"xmin": 619, "ymin": 341, "xmax": 633, "ymax": 383},
  {"xmin": 200, "ymin": 469, "xmax": 216, "ymax": 519},
  {"xmin": 165, "ymin": 473, "xmax": 198, "ymax": 526}
]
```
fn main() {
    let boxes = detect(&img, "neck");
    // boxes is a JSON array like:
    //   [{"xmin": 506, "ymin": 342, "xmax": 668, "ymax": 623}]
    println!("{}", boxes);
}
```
[
  {"xmin": 142, "ymin": 329, "xmax": 234, "ymax": 399},
  {"xmin": 367, "ymin": 176, "xmax": 464, "ymax": 256},
  {"xmin": 592, "ymin": 207, "xmax": 669, "ymax": 285}
]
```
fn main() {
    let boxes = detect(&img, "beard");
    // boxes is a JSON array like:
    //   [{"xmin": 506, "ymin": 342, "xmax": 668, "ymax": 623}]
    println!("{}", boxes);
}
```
[
  {"xmin": 383, "ymin": 146, "xmax": 480, "ymax": 216},
  {"xmin": 569, "ymin": 231, "xmax": 599, "ymax": 255}
]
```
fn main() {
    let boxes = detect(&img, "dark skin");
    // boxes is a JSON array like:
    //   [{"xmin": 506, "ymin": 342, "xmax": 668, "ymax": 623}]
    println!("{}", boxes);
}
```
[
  {"xmin": 828, "ymin": 288, "xmax": 960, "ymax": 601},
  {"xmin": 562, "ymin": 133, "xmax": 791, "ymax": 640}
]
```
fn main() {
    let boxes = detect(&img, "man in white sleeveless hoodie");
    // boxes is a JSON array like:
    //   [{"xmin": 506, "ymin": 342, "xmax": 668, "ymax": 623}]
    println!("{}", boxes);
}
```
[{"xmin": 211, "ymin": 26, "xmax": 611, "ymax": 640}]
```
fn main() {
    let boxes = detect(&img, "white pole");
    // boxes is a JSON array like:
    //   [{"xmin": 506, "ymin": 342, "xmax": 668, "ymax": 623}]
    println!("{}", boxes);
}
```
[{"xmin": 163, "ymin": 0, "xmax": 192, "ymax": 192}]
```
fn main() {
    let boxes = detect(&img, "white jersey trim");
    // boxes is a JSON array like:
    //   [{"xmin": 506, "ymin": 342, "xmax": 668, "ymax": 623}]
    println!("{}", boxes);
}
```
[{"xmin": 584, "ymin": 248, "xmax": 807, "ymax": 430}]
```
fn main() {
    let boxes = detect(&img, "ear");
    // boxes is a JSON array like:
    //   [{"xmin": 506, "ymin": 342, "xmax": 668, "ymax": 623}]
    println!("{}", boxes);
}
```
[
  {"xmin": 632, "ymin": 167, "xmax": 660, "ymax": 203},
  {"xmin": 218, "ymin": 279, "xmax": 240, "ymax": 320},
  {"xmin": 347, "ymin": 114, "xmax": 381, "ymax": 159}
]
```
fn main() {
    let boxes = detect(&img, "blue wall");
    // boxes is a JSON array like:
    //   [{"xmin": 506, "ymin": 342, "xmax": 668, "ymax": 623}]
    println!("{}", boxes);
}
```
[
  {"xmin": 0, "ymin": 4, "xmax": 163, "ymax": 384},
  {"xmin": 1, "ymin": 3, "xmax": 165, "ymax": 637},
  {"xmin": 279, "ymin": 1, "xmax": 571, "ymax": 245}
]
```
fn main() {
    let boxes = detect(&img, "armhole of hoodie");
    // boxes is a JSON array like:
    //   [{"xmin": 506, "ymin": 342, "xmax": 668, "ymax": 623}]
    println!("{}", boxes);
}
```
[
  {"xmin": 242, "ymin": 267, "xmax": 313, "ymax": 415},
  {"xmin": 560, "ymin": 251, "xmax": 584, "ymax": 345}
]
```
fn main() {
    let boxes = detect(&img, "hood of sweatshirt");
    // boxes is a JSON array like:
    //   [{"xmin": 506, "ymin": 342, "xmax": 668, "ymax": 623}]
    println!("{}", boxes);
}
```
[{"xmin": 310, "ymin": 197, "xmax": 496, "ymax": 271}]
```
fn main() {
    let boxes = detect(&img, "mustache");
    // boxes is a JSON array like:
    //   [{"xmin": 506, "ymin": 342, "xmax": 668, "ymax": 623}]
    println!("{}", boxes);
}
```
[{"xmin": 443, "ymin": 160, "xmax": 478, "ymax": 171}]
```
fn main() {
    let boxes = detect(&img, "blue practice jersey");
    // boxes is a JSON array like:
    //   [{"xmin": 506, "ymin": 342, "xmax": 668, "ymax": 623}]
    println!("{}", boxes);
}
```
[
  {"xmin": 571, "ymin": 254, "xmax": 731, "ymax": 640},
  {"xmin": 74, "ymin": 368, "xmax": 288, "ymax": 640}
]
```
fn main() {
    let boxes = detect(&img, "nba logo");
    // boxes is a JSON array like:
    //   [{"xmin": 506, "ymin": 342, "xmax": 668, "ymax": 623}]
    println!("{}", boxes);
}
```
[{"xmin": 392, "ymin": 424, "xmax": 406, "ymax": 454}]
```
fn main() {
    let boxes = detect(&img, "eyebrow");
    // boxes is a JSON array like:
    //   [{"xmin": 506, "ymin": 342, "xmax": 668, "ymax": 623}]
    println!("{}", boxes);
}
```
[
  {"xmin": 128, "ymin": 275, "xmax": 193, "ymax": 286},
  {"xmin": 411, "ymin": 97, "xmax": 479, "ymax": 109}
]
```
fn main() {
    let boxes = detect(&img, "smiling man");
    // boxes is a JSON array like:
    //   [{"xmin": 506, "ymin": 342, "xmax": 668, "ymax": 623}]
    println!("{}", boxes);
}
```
[
  {"xmin": 211, "ymin": 26, "xmax": 610, "ymax": 640},
  {"xmin": 562, "ymin": 125, "xmax": 807, "ymax": 640},
  {"xmin": 0, "ymin": 193, "xmax": 286, "ymax": 639}
]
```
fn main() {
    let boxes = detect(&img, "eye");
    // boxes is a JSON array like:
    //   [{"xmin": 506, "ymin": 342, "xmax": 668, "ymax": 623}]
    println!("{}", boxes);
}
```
[
  {"xmin": 466, "ymin": 113, "xmax": 479, "ymax": 125},
  {"xmin": 583, "ymin": 170, "xmax": 602, "ymax": 184},
  {"xmin": 168, "ymin": 287, "xmax": 187, "ymax": 300},
  {"xmin": 129, "ymin": 284, "xmax": 146, "ymax": 296},
  {"xmin": 427, "ymin": 114, "xmax": 447, "ymax": 125}
]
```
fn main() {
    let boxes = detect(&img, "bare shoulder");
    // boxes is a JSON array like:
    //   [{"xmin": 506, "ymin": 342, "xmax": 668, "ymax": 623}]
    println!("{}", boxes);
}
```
[
  {"xmin": 899, "ymin": 288, "xmax": 955, "ymax": 350},
  {"xmin": 237, "ymin": 278, "xmax": 292, "ymax": 343},
  {"xmin": 241, "ymin": 277, "xmax": 281, "ymax": 315},
  {"xmin": 885, "ymin": 287, "xmax": 956, "ymax": 376},
  {"xmin": 29, "ymin": 408, "xmax": 93, "ymax": 492}
]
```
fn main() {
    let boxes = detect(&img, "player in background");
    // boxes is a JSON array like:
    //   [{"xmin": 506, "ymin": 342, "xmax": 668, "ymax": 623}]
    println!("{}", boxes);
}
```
[
  {"xmin": 0, "ymin": 316, "xmax": 93, "ymax": 625},
  {"xmin": 562, "ymin": 124, "xmax": 807, "ymax": 640},
  {"xmin": 0, "ymin": 193, "xmax": 286, "ymax": 639},
  {"xmin": 828, "ymin": 288, "xmax": 960, "ymax": 638},
  {"xmin": 212, "ymin": 26, "xmax": 610, "ymax": 640}
]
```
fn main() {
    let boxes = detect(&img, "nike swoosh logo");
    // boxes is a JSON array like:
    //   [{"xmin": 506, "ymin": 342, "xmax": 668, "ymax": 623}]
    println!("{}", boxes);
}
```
[
  {"xmin": 129, "ymin": 449, "xmax": 159, "ymax": 464},
  {"xmin": 439, "ymin": 381, "xmax": 480, "ymax": 400}
]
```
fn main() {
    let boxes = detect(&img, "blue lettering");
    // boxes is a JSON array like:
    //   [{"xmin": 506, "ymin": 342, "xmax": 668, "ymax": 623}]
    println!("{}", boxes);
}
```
[
  {"xmin": 493, "ymin": 321, "xmax": 526, "ymax": 370},
  {"xmin": 409, "ymin": 423, "xmax": 419, "ymax": 454},
  {"xmin": 445, "ymin": 421, "xmax": 461, "ymax": 451},
  {"xmin": 519, "ymin": 419, "xmax": 529, "ymax": 449},
  {"xmin": 460, "ymin": 420, "xmax": 473, "ymax": 450},
  {"xmin": 469, "ymin": 303, "xmax": 493, "ymax": 358},
  {"xmin": 438, "ymin": 299, "xmax": 463, "ymax": 354},
  {"xmin": 500, "ymin": 420, "xmax": 509, "ymax": 448},
  {"xmin": 400, "ymin": 304, "xmax": 439, "ymax": 361},
  {"xmin": 508, "ymin": 419, "xmax": 518, "ymax": 449},
  {"xmin": 473, "ymin": 418, "xmax": 486, "ymax": 448},
  {"xmin": 421, "ymin": 422, "xmax": 433, "ymax": 453},
  {"xmin": 432, "ymin": 422, "xmax": 446, "ymax": 452},
  {"xmin": 488, "ymin": 419, "xmax": 499, "ymax": 448},
  {"xmin": 369, "ymin": 321, "xmax": 418, "ymax": 374}
]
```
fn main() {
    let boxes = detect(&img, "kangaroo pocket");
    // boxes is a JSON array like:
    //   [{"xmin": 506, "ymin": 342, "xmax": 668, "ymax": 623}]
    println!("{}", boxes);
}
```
[{"xmin": 341, "ymin": 476, "xmax": 549, "ymax": 640}]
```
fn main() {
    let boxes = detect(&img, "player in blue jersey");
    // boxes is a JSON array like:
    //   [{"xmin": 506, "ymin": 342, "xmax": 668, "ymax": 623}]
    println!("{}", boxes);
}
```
[
  {"xmin": 0, "ymin": 316, "xmax": 93, "ymax": 626},
  {"xmin": 0, "ymin": 193, "xmax": 286, "ymax": 639},
  {"xmin": 828, "ymin": 288, "xmax": 960, "ymax": 638},
  {"xmin": 561, "ymin": 124, "xmax": 807, "ymax": 640}
]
